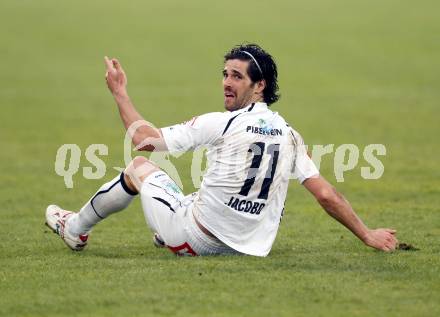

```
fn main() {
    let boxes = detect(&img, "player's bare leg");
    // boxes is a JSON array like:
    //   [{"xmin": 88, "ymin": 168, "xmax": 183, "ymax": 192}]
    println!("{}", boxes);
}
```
[{"xmin": 123, "ymin": 156, "xmax": 160, "ymax": 193}]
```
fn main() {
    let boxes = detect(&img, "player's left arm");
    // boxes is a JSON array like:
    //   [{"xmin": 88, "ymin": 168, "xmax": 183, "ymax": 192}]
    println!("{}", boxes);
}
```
[
  {"xmin": 104, "ymin": 56, "xmax": 167, "ymax": 152},
  {"xmin": 303, "ymin": 175, "xmax": 398, "ymax": 251}
]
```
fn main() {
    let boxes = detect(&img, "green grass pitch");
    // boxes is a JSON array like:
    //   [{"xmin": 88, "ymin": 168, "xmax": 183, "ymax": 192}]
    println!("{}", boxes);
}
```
[{"xmin": 1, "ymin": 0, "xmax": 439, "ymax": 316}]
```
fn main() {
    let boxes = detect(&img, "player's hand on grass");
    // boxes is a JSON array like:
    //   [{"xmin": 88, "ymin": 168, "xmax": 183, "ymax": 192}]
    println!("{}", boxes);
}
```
[
  {"xmin": 363, "ymin": 228, "xmax": 398, "ymax": 252},
  {"xmin": 104, "ymin": 56, "xmax": 127, "ymax": 96}
]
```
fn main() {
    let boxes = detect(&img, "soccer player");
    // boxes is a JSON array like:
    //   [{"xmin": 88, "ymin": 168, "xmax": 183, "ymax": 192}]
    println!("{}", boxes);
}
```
[{"xmin": 46, "ymin": 44, "xmax": 398, "ymax": 256}]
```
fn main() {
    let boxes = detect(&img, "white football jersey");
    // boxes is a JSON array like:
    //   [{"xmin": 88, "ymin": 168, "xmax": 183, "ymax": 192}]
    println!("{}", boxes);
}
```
[{"xmin": 161, "ymin": 102, "xmax": 318, "ymax": 256}]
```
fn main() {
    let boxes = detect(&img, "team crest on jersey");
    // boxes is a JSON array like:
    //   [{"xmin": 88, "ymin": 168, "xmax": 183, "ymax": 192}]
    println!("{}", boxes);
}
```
[{"xmin": 246, "ymin": 118, "xmax": 282, "ymax": 136}]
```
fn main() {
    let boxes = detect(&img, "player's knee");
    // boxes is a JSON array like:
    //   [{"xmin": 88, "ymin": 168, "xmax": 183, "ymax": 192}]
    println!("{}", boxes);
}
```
[
  {"xmin": 124, "ymin": 156, "xmax": 160, "ymax": 192},
  {"xmin": 125, "ymin": 156, "xmax": 155, "ymax": 176},
  {"xmin": 131, "ymin": 156, "xmax": 151, "ymax": 168}
]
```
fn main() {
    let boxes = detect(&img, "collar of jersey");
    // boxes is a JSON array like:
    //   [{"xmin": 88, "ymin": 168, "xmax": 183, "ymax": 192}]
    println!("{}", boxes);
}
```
[{"xmin": 239, "ymin": 102, "xmax": 268, "ymax": 113}]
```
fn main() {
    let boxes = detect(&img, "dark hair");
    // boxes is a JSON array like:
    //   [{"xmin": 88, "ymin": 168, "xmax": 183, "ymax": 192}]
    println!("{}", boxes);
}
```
[{"xmin": 224, "ymin": 43, "xmax": 280, "ymax": 105}]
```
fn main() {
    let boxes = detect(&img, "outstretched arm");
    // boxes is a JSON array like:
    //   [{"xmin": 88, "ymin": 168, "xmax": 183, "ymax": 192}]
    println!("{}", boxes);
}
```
[
  {"xmin": 303, "ymin": 175, "xmax": 398, "ymax": 251},
  {"xmin": 104, "ymin": 56, "xmax": 166, "ymax": 151}
]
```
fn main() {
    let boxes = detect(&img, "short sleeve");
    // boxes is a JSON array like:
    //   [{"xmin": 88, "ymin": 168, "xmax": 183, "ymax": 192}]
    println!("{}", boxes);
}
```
[
  {"xmin": 161, "ymin": 112, "xmax": 226, "ymax": 154},
  {"xmin": 290, "ymin": 128, "xmax": 319, "ymax": 184}
]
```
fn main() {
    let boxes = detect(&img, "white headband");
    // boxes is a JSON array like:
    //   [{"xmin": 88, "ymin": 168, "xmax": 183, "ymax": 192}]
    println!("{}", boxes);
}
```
[{"xmin": 240, "ymin": 50, "xmax": 263, "ymax": 77}]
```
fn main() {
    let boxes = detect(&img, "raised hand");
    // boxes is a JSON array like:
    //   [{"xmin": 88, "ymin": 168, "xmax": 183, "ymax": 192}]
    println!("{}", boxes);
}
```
[{"xmin": 104, "ymin": 56, "xmax": 127, "ymax": 96}]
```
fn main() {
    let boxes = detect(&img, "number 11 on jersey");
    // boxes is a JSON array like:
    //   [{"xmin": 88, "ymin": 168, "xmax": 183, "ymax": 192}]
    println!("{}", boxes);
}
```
[{"xmin": 239, "ymin": 142, "xmax": 280, "ymax": 200}]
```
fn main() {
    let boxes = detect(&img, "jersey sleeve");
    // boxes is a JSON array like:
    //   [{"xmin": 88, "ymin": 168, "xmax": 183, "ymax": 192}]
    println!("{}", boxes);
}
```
[
  {"xmin": 290, "ymin": 128, "xmax": 319, "ymax": 184},
  {"xmin": 161, "ymin": 112, "xmax": 226, "ymax": 154}
]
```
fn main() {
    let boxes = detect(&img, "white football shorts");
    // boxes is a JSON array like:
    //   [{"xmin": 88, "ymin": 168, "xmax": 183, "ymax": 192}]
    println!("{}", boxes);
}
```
[{"xmin": 140, "ymin": 171, "xmax": 239, "ymax": 256}]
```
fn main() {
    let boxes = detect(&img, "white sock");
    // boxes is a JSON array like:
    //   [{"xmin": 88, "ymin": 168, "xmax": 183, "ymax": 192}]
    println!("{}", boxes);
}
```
[{"xmin": 67, "ymin": 173, "xmax": 137, "ymax": 235}]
